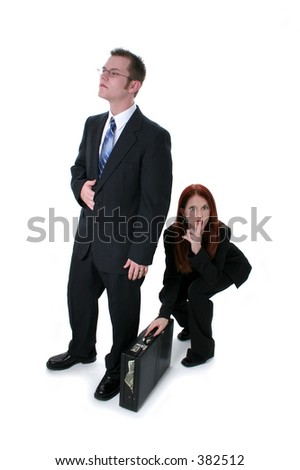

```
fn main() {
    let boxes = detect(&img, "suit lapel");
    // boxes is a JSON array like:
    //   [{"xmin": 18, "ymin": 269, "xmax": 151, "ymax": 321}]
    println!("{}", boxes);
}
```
[{"xmin": 93, "ymin": 107, "xmax": 144, "ymax": 195}]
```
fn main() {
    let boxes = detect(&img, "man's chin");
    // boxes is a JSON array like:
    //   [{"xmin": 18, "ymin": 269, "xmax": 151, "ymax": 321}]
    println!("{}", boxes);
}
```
[{"xmin": 98, "ymin": 87, "xmax": 108, "ymax": 99}]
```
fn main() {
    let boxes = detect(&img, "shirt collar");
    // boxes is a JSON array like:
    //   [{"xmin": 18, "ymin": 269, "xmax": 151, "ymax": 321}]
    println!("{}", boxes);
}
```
[{"xmin": 109, "ymin": 103, "xmax": 137, "ymax": 130}]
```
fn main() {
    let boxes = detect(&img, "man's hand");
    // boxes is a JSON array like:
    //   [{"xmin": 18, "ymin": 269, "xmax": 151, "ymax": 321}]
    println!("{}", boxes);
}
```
[
  {"xmin": 123, "ymin": 259, "xmax": 148, "ymax": 281},
  {"xmin": 80, "ymin": 179, "xmax": 96, "ymax": 210}
]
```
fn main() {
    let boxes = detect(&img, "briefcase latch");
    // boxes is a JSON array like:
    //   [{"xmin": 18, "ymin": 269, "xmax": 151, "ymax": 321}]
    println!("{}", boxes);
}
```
[{"xmin": 130, "ymin": 342, "xmax": 147, "ymax": 354}]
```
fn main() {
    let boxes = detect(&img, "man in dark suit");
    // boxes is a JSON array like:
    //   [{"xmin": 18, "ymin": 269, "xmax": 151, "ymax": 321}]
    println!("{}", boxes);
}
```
[{"xmin": 46, "ymin": 48, "xmax": 173, "ymax": 401}]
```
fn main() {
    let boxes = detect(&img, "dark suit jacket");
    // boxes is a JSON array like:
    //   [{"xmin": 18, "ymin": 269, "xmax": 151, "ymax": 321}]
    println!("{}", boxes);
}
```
[
  {"xmin": 159, "ymin": 224, "xmax": 252, "ymax": 318},
  {"xmin": 71, "ymin": 107, "xmax": 173, "ymax": 273}
]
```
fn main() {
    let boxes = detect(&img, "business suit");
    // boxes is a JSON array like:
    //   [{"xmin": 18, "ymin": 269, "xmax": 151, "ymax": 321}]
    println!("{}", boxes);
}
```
[
  {"xmin": 158, "ymin": 224, "xmax": 251, "ymax": 362},
  {"xmin": 68, "ymin": 106, "xmax": 172, "ymax": 376}
]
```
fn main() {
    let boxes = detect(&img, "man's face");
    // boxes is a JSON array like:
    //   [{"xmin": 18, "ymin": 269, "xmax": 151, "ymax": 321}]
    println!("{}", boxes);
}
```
[{"xmin": 98, "ymin": 55, "xmax": 132, "ymax": 103}]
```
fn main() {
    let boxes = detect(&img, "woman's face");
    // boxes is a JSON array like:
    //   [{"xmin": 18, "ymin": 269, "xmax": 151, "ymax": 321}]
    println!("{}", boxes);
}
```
[{"xmin": 181, "ymin": 194, "xmax": 210, "ymax": 231}]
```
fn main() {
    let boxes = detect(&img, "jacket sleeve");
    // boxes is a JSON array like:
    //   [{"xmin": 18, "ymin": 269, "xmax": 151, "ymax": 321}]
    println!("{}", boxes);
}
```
[
  {"xmin": 188, "ymin": 225, "xmax": 232, "ymax": 286},
  {"xmin": 158, "ymin": 229, "xmax": 182, "ymax": 319},
  {"xmin": 128, "ymin": 128, "xmax": 172, "ymax": 266},
  {"xmin": 70, "ymin": 118, "xmax": 90, "ymax": 207}
]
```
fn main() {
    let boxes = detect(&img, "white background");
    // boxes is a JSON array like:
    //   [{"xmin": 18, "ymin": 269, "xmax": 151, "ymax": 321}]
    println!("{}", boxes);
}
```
[{"xmin": 1, "ymin": 1, "xmax": 299, "ymax": 469}]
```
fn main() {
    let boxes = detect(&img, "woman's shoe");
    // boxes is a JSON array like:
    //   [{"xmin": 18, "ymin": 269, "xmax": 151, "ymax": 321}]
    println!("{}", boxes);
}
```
[
  {"xmin": 181, "ymin": 356, "xmax": 206, "ymax": 367},
  {"xmin": 177, "ymin": 328, "xmax": 191, "ymax": 341},
  {"xmin": 181, "ymin": 348, "xmax": 212, "ymax": 367}
]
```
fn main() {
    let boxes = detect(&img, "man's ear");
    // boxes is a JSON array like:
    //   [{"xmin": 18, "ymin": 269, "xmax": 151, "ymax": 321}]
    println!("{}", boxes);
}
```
[{"xmin": 129, "ymin": 80, "xmax": 142, "ymax": 95}]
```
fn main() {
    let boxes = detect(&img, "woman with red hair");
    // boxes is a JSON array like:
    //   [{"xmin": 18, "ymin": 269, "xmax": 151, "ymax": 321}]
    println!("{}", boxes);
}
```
[{"xmin": 146, "ymin": 184, "xmax": 251, "ymax": 367}]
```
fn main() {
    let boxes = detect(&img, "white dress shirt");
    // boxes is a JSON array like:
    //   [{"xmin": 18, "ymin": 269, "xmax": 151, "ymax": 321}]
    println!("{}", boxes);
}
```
[{"xmin": 99, "ymin": 103, "xmax": 137, "ymax": 152}]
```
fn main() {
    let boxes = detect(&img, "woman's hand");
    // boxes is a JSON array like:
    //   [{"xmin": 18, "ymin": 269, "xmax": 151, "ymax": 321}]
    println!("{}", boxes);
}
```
[
  {"xmin": 183, "ymin": 220, "xmax": 203, "ymax": 254},
  {"xmin": 144, "ymin": 318, "xmax": 169, "ymax": 337}
]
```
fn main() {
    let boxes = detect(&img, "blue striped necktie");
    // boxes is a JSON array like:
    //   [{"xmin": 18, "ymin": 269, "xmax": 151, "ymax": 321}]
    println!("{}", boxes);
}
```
[{"xmin": 98, "ymin": 117, "xmax": 116, "ymax": 176}]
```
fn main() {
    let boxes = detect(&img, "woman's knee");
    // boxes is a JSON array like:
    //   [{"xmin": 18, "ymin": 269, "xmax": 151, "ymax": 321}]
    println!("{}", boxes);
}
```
[{"xmin": 187, "ymin": 279, "xmax": 208, "ymax": 304}]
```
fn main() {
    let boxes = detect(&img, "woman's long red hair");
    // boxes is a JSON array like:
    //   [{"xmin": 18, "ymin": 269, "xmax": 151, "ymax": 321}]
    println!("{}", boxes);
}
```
[{"xmin": 171, "ymin": 184, "xmax": 222, "ymax": 273}]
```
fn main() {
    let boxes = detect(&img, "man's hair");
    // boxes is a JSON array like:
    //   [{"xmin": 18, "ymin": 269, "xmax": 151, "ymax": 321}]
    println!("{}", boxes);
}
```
[{"xmin": 111, "ymin": 48, "xmax": 146, "ymax": 84}]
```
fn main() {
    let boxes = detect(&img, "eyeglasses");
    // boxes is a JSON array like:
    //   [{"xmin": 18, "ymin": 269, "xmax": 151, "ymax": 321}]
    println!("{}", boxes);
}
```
[{"xmin": 97, "ymin": 67, "xmax": 132, "ymax": 80}]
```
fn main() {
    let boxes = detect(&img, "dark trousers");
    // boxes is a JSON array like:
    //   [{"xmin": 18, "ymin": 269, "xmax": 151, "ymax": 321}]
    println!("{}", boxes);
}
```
[
  {"xmin": 172, "ymin": 273, "xmax": 233, "ymax": 361},
  {"xmin": 67, "ymin": 249, "xmax": 143, "ymax": 378}
]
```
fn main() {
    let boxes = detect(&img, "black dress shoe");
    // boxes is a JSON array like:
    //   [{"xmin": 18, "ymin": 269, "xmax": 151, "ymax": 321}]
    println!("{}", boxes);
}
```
[
  {"xmin": 181, "ymin": 348, "xmax": 213, "ymax": 367},
  {"xmin": 177, "ymin": 328, "xmax": 191, "ymax": 341},
  {"xmin": 46, "ymin": 352, "xmax": 96, "ymax": 371},
  {"xmin": 94, "ymin": 373, "xmax": 120, "ymax": 401}
]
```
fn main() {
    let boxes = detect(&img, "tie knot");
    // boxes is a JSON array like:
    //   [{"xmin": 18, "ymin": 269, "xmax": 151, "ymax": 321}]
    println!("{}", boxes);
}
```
[{"xmin": 110, "ymin": 117, "xmax": 116, "ymax": 132}]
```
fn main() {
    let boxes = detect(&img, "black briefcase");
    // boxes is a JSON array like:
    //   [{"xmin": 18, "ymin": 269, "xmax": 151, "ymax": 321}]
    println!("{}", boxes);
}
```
[{"xmin": 119, "ymin": 319, "xmax": 174, "ymax": 412}]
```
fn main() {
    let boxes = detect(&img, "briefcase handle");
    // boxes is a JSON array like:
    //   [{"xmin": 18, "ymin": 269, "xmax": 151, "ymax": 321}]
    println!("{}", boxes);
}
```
[{"xmin": 143, "ymin": 326, "xmax": 164, "ymax": 345}]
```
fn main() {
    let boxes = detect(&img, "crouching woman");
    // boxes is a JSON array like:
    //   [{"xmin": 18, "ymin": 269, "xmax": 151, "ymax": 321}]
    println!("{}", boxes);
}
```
[{"xmin": 146, "ymin": 184, "xmax": 252, "ymax": 367}]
